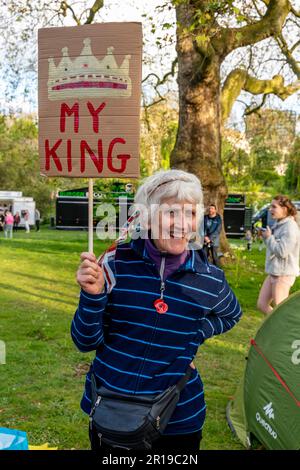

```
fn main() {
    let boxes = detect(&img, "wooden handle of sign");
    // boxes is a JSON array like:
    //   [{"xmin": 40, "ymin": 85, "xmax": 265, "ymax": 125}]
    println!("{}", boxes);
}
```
[{"xmin": 88, "ymin": 178, "xmax": 93, "ymax": 254}]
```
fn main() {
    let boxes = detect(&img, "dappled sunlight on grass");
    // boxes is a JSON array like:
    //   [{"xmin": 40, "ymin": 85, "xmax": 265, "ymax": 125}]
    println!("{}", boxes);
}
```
[{"xmin": 207, "ymin": 337, "xmax": 248, "ymax": 354}]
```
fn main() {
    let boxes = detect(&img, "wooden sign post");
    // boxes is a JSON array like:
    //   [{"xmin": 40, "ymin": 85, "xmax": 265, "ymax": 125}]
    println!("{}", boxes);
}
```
[{"xmin": 38, "ymin": 23, "xmax": 142, "ymax": 252}]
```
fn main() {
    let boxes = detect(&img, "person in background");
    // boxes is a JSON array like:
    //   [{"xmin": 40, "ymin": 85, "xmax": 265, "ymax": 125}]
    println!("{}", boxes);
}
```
[
  {"xmin": 0, "ymin": 211, "xmax": 4, "ymax": 231},
  {"xmin": 24, "ymin": 210, "xmax": 30, "ymax": 233},
  {"xmin": 35, "ymin": 208, "xmax": 41, "ymax": 232},
  {"xmin": 253, "ymin": 219, "xmax": 264, "ymax": 251},
  {"xmin": 203, "ymin": 204, "xmax": 222, "ymax": 266},
  {"xmin": 14, "ymin": 212, "xmax": 21, "ymax": 231},
  {"xmin": 71, "ymin": 169, "xmax": 242, "ymax": 453},
  {"xmin": 4, "ymin": 210, "xmax": 14, "ymax": 239},
  {"xmin": 245, "ymin": 230, "xmax": 253, "ymax": 251},
  {"xmin": 257, "ymin": 195, "xmax": 300, "ymax": 315}
]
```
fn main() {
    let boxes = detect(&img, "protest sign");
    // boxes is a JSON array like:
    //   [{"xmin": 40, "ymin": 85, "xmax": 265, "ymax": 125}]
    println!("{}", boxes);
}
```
[{"xmin": 38, "ymin": 23, "xmax": 142, "ymax": 178}]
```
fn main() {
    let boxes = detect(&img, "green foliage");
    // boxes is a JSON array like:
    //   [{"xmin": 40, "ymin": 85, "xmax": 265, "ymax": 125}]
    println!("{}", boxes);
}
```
[
  {"xmin": 250, "ymin": 137, "xmax": 281, "ymax": 182},
  {"xmin": 231, "ymin": 110, "xmax": 299, "ymax": 203},
  {"xmin": 222, "ymin": 131, "xmax": 289, "ymax": 208},
  {"xmin": 0, "ymin": 116, "xmax": 58, "ymax": 217},
  {"xmin": 285, "ymin": 136, "xmax": 300, "ymax": 196},
  {"xmin": 221, "ymin": 137, "xmax": 250, "ymax": 181},
  {"xmin": 252, "ymin": 169, "xmax": 281, "ymax": 187},
  {"xmin": 140, "ymin": 154, "xmax": 152, "ymax": 178},
  {"xmin": 161, "ymin": 120, "xmax": 177, "ymax": 170},
  {"xmin": 0, "ymin": 115, "xmax": 50, "ymax": 215},
  {"xmin": 245, "ymin": 110, "xmax": 296, "ymax": 158},
  {"xmin": 140, "ymin": 101, "xmax": 178, "ymax": 176},
  {"xmin": 8, "ymin": 116, "xmax": 38, "ymax": 140}
]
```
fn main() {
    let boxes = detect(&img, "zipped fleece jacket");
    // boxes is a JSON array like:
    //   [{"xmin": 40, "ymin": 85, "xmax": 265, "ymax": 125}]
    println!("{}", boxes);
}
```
[
  {"xmin": 265, "ymin": 216, "xmax": 300, "ymax": 276},
  {"xmin": 204, "ymin": 214, "xmax": 222, "ymax": 247},
  {"xmin": 71, "ymin": 238, "xmax": 242, "ymax": 435}
]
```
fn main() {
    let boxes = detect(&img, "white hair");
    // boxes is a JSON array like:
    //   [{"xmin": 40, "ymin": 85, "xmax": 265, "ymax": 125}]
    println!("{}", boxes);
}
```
[
  {"xmin": 132, "ymin": 169, "xmax": 204, "ymax": 235},
  {"xmin": 135, "ymin": 169, "xmax": 203, "ymax": 207}
]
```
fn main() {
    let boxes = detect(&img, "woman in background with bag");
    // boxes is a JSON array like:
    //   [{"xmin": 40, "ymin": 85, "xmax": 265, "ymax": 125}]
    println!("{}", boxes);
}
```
[
  {"xmin": 71, "ymin": 169, "xmax": 242, "ymax": 452},
  {"xmin": 257, "ymin": 195, "xmax": 300, "ymax": 315}
]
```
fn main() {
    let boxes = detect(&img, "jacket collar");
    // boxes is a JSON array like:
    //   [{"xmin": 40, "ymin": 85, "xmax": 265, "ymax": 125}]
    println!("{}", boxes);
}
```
[
  {"xmin": 273, "ymin": 216, "xmax": 293, "ymax": 229},
  {"xmin": 276, "ymin": 215, "xmax": 293, "ymax": 225},
  {"xmin": 129, "ymin": 237, "xmax": 212, "ymax": 274}
]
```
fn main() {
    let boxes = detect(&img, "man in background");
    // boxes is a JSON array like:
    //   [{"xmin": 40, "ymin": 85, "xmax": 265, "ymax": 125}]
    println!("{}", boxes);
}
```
[
  {"xmin": 35, "ymin": 208, "xmax": 41, "ymax": 232},
  {"xmin": 203, "ymin": 204, "xmax": 222, "ymax": 267}
]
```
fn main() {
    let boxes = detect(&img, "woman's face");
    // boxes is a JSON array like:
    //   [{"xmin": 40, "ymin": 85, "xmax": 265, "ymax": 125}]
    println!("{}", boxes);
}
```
[
  {"xmin": 269, "ymin": 200, "xmax": 288, "ymax": 220},
  {"xmin": 152, "ymin": 198, "xmax": 198, "ymax": 254}
]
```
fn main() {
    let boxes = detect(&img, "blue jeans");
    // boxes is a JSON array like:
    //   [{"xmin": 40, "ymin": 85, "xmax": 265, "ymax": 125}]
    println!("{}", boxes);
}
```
[{"xmin": 4, "ymin": 224, "xmax": 13, "ymax": 238}]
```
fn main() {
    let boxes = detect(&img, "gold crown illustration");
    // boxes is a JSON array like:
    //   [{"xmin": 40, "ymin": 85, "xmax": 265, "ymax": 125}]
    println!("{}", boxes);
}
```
[{"xmin": 47, "ymin": 38, "xmax": 132, "ymax": 100}]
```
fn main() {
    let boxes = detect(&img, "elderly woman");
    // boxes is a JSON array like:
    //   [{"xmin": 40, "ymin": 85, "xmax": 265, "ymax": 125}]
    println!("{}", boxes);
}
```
[{"xmin": 71, "ymin": 169, "xmax": 242, "ymax": 452}]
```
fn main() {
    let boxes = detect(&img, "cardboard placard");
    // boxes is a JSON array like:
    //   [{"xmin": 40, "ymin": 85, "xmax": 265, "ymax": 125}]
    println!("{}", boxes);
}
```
[{"xmin": 38, "ymin": 23, "xmax": 142, "ymax": 178}]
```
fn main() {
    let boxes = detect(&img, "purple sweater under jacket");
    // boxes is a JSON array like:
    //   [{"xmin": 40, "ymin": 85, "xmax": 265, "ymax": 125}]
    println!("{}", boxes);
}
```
[{"xmin": 145, "ymin": 238, "xmax": 188, "ymax": 280}]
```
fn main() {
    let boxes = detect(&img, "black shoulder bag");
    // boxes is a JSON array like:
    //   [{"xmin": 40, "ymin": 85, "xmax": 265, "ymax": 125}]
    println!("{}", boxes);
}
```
[{"xmin": 89, "ymin": 367, "xmax": 192, "ymax": 450}]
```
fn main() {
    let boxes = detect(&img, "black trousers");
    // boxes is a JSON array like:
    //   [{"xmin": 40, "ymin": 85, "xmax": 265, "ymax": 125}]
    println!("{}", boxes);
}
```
[
  {"xmin": 203, "ymin": 243, "xmax": 220, "ymax": 267},
  {"xmin": 89, "ymin": 425, "xmax": 202, "ymax": 453}
]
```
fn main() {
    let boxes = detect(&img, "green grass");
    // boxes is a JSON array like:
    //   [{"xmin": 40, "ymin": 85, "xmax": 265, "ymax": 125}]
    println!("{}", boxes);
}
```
[{"xmin": 0, "ymin": 229, "xmax": 299, "ymax": 449}]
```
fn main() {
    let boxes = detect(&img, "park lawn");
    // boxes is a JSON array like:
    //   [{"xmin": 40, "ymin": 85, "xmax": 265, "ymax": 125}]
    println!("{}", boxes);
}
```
[{"xmin": 0, "ymin": 229, "xmax": 299, "ymax": 450}]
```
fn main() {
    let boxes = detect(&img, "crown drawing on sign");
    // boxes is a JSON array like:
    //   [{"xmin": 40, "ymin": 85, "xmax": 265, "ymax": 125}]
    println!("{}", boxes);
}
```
[{"xmin": 47, "ymin": 38, "xmax": 132, "ymax": 100}]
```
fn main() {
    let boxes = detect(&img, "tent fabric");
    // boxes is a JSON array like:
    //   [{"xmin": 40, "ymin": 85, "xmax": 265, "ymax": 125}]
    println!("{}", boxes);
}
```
[
  {"xmin": 0, "ymin": 427, "xmax": 57, "ymax": 450},
  {"xmin": 227, "ymin": 291, "xmax": 300, "ymax": 450},
  {"xmin": 226, "ymin": 376, "xmax": 250, "ymax": 449}
]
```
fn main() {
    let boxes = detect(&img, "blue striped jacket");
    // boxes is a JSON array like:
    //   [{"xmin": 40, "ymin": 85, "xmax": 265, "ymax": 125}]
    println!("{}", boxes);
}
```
[{"xmin": 71, "ymin": 237, "xmax": 242, "ymax": 435}]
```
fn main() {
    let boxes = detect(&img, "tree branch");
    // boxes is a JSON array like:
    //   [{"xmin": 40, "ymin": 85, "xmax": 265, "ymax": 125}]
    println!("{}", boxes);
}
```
[
  {"xmin": 221, "ymin": 68, "xmax": 300, "ymax": 123},
  {"xmin": 291, "ymin": 39, "xmax": 300, "ymax": 53},
  {"xmin": 144, "ymin": 97, "xmax": 165, "ymax": 110},
  {"xmin": 291, "ymin": 6, "xmax": 300, "ymax": 18},
  {"xmin": 85, "ymin": 0, "xmax": 104, "ymax": 24},
  {"xmin": 142, "ymin": 58, "xmax": 177, "ymax": 108},
  {"xmin": 251, "ymin": 0, "xmax": 264, "ymax": 18},
  {"xmin": 275, "ymin": 33, "xmax": 300, "ymax": 78},
  {"xmin": 215, "ymin": 0, "xmax": 291, "ymax": 56},
  {"xmin": 60, "ymin": 1, "xmax": 81, "ymax": 25},
  {"xmin": 78, "ymin": 8, "xmax": 90, "ymax": 23},
  {"xmin": 244, "ymin": 94, "xmax": 267, "ymax": 116},
  {"xmin": 142, "ymin": 58, "xmax": 178, "ymax": 86}
]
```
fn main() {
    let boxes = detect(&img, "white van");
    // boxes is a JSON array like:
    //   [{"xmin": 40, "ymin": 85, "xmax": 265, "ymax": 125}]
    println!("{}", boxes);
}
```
[
  {"xmin": 12, "ymin": 198, "xmax": 36, "ymax": 227},
  {"xmin": 0, "ymin": 191, "xmax": 36, "ymax": 227}
]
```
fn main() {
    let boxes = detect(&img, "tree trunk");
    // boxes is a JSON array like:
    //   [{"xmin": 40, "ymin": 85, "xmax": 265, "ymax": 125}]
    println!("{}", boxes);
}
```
[{"xmin": 170, "ymin": 7, "xmax": 230, "ymax": 253}]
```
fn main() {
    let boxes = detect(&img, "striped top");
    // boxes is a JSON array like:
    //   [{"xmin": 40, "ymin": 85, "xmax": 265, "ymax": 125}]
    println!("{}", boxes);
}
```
[{"xmin": 71, "ymin": 237, "xmax": 242, "ymax": 435}]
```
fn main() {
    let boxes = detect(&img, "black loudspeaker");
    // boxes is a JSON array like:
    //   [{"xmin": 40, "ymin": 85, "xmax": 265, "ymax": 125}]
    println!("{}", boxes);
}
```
[
  {"xmin": 55, "ymin": 195, "xmax": 134, "ymax": 229},
  {"xmin": 223, "ymin": 206, "xmax": 246, "ymax": 237},
  {"xmin": 244, "ymin": 207, "xmax": 253, "ymax": 230},
  {"xmin": 56, "ymin": 198, "xmax": 88, "ymax": 228}
]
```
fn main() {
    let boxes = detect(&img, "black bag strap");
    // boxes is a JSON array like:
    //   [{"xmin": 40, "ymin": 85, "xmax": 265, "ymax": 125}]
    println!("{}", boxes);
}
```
[
  {"xmin": 90, "ymin": 365, "xmax": 193, "ymax": 406},
  {"xmin": 176, "ymin": 366, "xmax": 193, "ymax": 392}
]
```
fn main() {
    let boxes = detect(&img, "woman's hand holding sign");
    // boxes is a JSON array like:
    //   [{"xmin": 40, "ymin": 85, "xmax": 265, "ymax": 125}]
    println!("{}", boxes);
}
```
[{"xmin": 76, "ymin": 252, "xmax": 105, "ymax": 295}]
